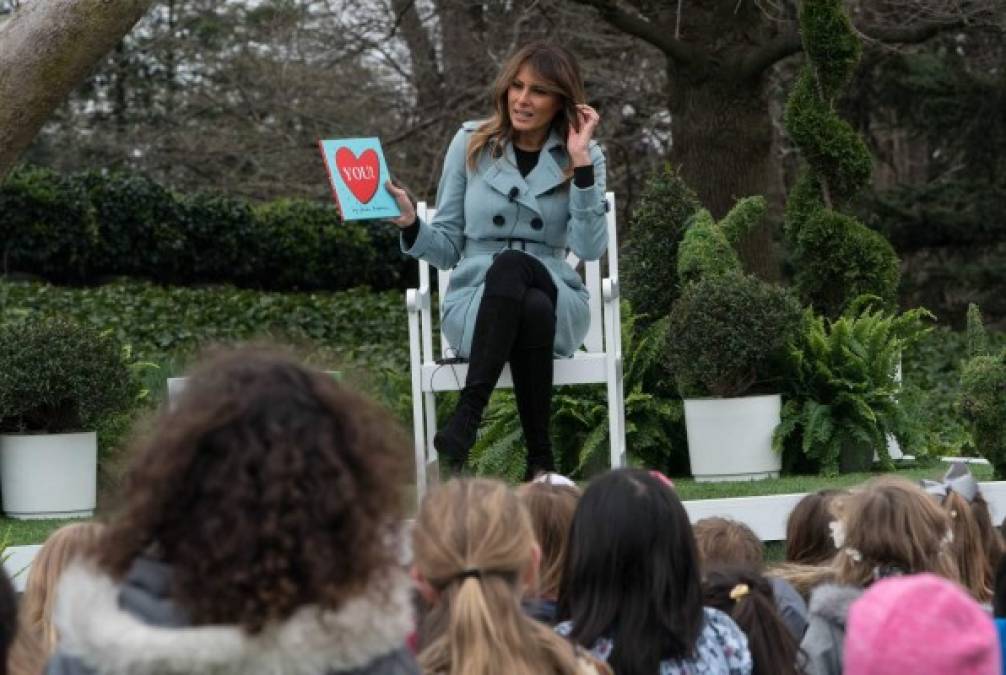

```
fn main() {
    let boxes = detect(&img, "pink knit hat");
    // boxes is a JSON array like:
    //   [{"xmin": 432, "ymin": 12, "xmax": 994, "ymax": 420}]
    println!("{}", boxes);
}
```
[{"xmin": 844, "ymin": 573, "xmax": 1001, "ymax": 675}]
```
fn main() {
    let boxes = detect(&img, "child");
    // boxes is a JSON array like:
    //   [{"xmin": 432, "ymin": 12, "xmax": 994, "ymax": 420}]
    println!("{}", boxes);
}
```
[
  {"xmin": 0, "ymin": 568, "xmax": 16, "ymax": 675},
  {"xmin": 556, "ymin": 469, "xmax": 752, "ymax": 675},
  {"xmin": 703, "ymin": 566, "xmax": 804, "ymax": 675},
  {"xmin": 693, "ymin": 517, "xmax": 808, "ymax": 640},
  {"xmin": 785, "ymin": 490, "xmax": 848, "ymax": 566},
  {"xmin": 921, "ymin": 462, "xmax": 1003, "ymax": 603},
  {"xmin": 8, "ymin": 522, "xmax": 104, "ymax": 675},
  {"xmin": 800, "ymin": 477, "xmax": 959, "ymax": 675},
  {"xmin": 411, "ymin": 478, "xmax": 606, "ymax": 675},
  {"xmin": 517, "ymin": 477, "xmax": 581, "ymax": 624},
  {"xmin": 45, "ymin": 346, "xmax": 418, "ymax": 675},
  {"xmin": 843, "ymin": 574, "xmax": 999, "ymax": 675}
]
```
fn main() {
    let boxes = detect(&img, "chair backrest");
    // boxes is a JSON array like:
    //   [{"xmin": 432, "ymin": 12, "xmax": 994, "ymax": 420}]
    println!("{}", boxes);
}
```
[{"xmin": 416, "ymin": 192, "xmax": 617, "ymax": 361}]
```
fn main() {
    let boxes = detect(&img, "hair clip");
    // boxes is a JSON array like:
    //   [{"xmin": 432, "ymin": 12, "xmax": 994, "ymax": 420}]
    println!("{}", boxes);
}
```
[
  {"xmin": 456, "ymin": 568, "xmax": 482, "ymax": 581},
  {"xmin": 533, "ymin": 472, "xmax": 576, "ymax": 488},
  {"xmin": 729, "ymin": 583, "xmax": 750, "ymax": 602},
  {"xmin": 829, "ymin": 520, "xmax": 846, "ymax": 549},
  {"xmin": 844, "ymin": 547, "xmax": 864, "ymax": 562}
]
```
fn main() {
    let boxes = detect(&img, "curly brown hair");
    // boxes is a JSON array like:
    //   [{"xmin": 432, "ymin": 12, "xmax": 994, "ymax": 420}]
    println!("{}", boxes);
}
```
[{"xmin": 94, "ymin": 345, "xmax": 409, "ymax": 634}]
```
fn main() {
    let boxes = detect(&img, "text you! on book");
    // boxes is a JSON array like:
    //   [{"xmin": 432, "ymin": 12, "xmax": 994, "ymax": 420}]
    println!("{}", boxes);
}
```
[{"xmin": 318, "ymin": 137, "xmax": 401, "ymax": 221}]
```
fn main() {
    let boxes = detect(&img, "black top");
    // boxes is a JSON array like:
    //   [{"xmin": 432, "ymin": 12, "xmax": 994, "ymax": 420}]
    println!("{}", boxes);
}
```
[
  {"xmin": 400, "ymin": 145, "xmax": 595, "ymax": 244},
  {"xmin": 513, "ymin": 145, "xmax": 541, "ymax": 178}
]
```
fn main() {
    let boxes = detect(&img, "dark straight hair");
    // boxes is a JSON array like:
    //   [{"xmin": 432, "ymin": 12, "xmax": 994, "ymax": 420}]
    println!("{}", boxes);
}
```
[
  {"xmin": 703, "ymin": 565, "xmax": 804, "ymax": 675},
  {"xmin": 556, "ymin": 468, "xmax": 704, "ymax": 675}
]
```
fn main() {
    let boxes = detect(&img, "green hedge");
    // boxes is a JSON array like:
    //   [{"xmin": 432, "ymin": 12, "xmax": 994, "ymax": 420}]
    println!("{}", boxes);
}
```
[
  {"xmin": 0, "ymin": 166, "xmax": 414, "ymax": 291},
  {"xmin": 0, "ymin": 279, "xmax": 408, "ymax": 367}
]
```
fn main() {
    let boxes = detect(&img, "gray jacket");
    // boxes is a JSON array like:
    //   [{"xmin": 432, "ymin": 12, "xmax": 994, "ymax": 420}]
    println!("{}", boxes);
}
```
[
  {"xmin": 769, "ymin": 576, "xmax": 809, "ymax": 640},
  {"xmin": 799, "ymin": 583, "xmax": 863, "ymax": 675},
  {"xmin": 46, "ymin": 556, "xmax": 418, "ymax": 675}
]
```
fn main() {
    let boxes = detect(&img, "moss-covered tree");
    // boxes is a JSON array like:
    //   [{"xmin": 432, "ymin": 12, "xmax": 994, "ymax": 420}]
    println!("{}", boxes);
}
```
[{"xmin": 783, "ymin": 0, "xmax": 900, "ymax": 317}]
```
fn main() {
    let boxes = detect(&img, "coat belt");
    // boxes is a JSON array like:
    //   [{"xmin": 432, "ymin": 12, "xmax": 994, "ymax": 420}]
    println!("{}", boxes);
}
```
[{"xmin": 463, "ymin": 238, "xmax": 566, "ymax": 259}]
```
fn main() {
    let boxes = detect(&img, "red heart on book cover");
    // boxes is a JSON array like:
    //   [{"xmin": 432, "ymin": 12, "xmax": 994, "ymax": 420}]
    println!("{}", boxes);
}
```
[{"xmin": 335, "ymin": 147, "xmax": 380, "ymax": 204}]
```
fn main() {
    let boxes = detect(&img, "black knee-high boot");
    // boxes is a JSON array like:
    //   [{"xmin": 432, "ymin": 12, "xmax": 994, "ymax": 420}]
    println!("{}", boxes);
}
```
[
  {"xmin": 434, "ymin": 294, "xmax": 523, "ymax": 466},
  {"xmin": 511, "ymin": 343, "xmax": 556, "ymax": 479}
]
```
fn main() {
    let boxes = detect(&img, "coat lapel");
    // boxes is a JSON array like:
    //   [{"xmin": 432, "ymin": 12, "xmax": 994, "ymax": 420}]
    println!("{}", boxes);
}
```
[
  {"xmin": 525, "ymin": 129, "xmax": 569, "ymax": 199},
  {"xmin": 482, "ymin": 129, "xmax": 569, "ymax": 216}
]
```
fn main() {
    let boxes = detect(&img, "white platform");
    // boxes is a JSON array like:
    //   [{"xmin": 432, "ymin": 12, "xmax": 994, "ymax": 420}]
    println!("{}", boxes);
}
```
[{"xmin": 9, "ymin": 475, "xmax": 1005, "ymax": 586}]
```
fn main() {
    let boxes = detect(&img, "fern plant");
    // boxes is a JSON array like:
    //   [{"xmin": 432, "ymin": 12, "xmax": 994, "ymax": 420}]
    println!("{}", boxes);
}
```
[
  {"xmin": 468, "ymin": 302, "xmax": 684, "ymax": 481},
  {"xmin": 773, "ymin": 300, "xmax": 933, "ymax": 476}
]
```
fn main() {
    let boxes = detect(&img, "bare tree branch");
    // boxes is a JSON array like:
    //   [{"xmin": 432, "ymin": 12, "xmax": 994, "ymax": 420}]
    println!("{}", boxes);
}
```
[
  {"xmin": 739, "ymin": 28, "xmax": 802, "ymax": 78},
  {"xmin": 569, "ymin": 0, "xmax": 699, "ymax": 65}
]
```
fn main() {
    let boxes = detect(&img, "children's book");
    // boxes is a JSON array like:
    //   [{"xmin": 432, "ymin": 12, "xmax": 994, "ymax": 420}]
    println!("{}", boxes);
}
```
[{"xmin": 318, "ymin": 137, "xmax": 401, "ymax": 220}]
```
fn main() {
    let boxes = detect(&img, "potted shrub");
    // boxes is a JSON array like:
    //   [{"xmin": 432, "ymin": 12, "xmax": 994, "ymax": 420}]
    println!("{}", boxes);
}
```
[
  {"xmin": 0, "ymin": 317, "xmax": 139, "ymax": 518},
  {"xmin": 773, "ymin": 301, "xmax": 932, "ymax": 476},
  {"xmin": 667, "ymin": 271, "xmax": 802, "ymax": 481},
  {"xmin": 958, "ymin": 304, "xmax": 1006, "ymax": 478}
]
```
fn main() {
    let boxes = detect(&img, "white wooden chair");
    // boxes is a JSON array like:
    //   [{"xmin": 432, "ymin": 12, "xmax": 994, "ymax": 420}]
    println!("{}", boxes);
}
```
[{"xmin": 406, "ymin": 191, "xmax": 625, "ymax": 499}]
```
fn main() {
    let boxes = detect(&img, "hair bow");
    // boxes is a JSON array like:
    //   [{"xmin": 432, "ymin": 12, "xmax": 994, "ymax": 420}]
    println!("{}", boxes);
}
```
[{"xmin": 920, "ymin": 462, "xmax": 979, "ymax": 503}]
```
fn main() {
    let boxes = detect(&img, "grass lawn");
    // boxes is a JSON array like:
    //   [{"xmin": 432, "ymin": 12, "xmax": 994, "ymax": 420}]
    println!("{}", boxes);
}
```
[
  {"xmin": 670, "ymin": 459, "xmax": 993, "ymax": 501},
  {"xmin": 1, "ymin": 517, "xmax": 82, "ymax": 547}
]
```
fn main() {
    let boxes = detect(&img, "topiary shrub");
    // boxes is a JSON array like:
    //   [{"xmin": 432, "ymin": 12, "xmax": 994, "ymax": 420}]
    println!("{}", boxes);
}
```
[
  {"xmin": 667, "ymin": 272, "xmax": 802, "ymax": 398},
  {"xmin": 783, "ymin": 0, "xmax": 900, "ymax": 317},
  {"xmin": 0, "ymin": 317, "xmax": 141, "ymax": 433},
  {"xmin": 676, "ymin": 196, "xmax": 766, "ymax": 285},
  {"xmin": 958, "ymin": 303, "xmax": 1006, "ymax": 478},
  {"xmin": 622, "ymin": 165, "xmax": 700, "ymax": 325}
]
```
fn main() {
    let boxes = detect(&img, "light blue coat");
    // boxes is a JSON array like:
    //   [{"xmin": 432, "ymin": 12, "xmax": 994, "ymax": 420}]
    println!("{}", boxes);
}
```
[{"xmin": 401, "ymin": 121, "xmax": 608, "ymax": 358}]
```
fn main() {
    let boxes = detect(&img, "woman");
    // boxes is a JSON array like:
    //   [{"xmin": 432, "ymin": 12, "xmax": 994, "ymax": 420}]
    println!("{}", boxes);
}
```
[
  {"xmin": 555, "ymin": 469, "xmax": 752, "ymax": 675},
  {"xmin": 386, "ymin": 42, "xmax": 607, "ymax": 477},
  {"xmin": 411, "ymin": 478, "xmax": 606, "ymax": 675},
  {"xmin": 8, "ymin": 522, "xmax": 104, "ymax": 675},
  {"xmin": 45, "ymin": 346, "xmax": 417, "ymax": 675}
]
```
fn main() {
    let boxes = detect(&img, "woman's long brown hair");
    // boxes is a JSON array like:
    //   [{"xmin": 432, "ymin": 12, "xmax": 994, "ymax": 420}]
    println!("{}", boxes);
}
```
[{"xmin": 466, "ymin": 42, "xmax": 586, "ymax": 173}]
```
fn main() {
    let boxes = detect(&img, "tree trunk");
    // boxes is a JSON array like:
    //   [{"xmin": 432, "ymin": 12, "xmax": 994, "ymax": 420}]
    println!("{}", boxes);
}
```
[
  {"xmin": 669, "ymin": 64, "xmax": 783, "ymax": 280},
  {"xmin": 0, "ymin": 0, "xmax": 152, "ymax": 180}
]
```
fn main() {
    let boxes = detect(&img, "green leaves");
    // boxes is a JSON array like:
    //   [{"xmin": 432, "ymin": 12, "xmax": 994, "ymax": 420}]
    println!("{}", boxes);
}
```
[
  {"xmin": 0, "ymin": 165, "xmax": 413, "ymax": 293},
  {"xmin": 0, "ymin": 317, "xmax": 141, "ymax": 433},
  {"xmin": 0, "ymin": 280, "xmax": 409, "ymax": 367},
  {"xmin": 775, "ymin": 301, "xmax": 933, "ymax": 474},
  {"xmin": 958, "ymin": 305, "xmax": 1006, "ymax": 477},
  {"xmin": 667, "ymin": 272, "xmax": 802, "ymax": 398}
]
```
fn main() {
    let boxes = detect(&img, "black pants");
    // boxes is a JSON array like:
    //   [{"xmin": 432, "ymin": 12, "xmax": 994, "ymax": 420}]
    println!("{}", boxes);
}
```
[
  {"xmin": 479, "ymin": 250, "xmax": 557, "ymax": 472},
  {"xmin": 482, "ymin": 249, "xmax": 558, "ymax": 352}
]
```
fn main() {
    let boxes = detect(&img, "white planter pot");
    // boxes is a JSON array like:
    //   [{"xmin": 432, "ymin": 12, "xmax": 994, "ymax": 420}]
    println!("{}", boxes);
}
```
[
  {"xmin": 0, "ymin": 432, "xmax": 96, "ymax": 519},
  {"xmin": 684, "ymin": 394, "xmax": 782, "ymax": 482}
]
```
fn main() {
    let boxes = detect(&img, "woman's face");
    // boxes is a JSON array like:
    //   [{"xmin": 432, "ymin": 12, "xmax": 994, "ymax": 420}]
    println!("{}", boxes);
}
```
[{"xmin": 507, "ymin": 64, "xmax": 562, "ymax": 142}]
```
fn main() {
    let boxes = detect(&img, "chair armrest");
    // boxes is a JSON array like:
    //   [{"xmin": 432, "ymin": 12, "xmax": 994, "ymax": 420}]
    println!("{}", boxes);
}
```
[
  {"xmin": 602, "ymin": 277, "xmax": 619, "ymax": 302},
  {"xmin": 406, "ymin": 285, "xmax": 431, "ymax": 313}
]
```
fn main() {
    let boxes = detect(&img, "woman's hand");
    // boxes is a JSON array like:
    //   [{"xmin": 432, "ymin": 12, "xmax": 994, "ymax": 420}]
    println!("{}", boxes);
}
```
[
  {"xmin": 567, "ymin": 104, "xmax": 600, "ymax": 167},
  {"xmin": 385, "ymin": 180, "xmax": 417, "ymax": 228}
]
